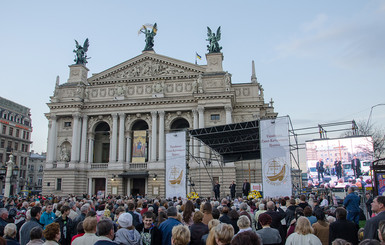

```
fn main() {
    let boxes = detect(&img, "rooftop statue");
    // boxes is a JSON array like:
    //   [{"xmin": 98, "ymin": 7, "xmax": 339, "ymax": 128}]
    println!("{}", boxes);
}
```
[
  {"xmin": 206, "ymin": 26, "xmax": 222, "ymax": 53},
  {"xmin": 139, "ymin": 23, "xmax": 157, "ymax": 51},
  {"xmin": 73, "ymin": 38, "xmax": 90, "ymax": 65}
]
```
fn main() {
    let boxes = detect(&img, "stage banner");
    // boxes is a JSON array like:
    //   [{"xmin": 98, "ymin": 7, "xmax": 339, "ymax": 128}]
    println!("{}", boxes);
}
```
[
  {"xmin": 166, "ymin": 131, "xmax": 186, "ymax": 199},
  {"xmin": 132, "ymin": 130, "xmax": 147, "ymax": 163},
  {"xmin": 260, "ymin": 117, "xmax": 292, "ymax": 197}
]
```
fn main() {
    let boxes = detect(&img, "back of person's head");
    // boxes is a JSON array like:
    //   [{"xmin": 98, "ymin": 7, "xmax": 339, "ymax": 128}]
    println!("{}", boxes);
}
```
[
  {"xmin": 295, "ymin": 216, "xmax": 313, "ymax": 235},
  {"xmin": 208, "ymin": 219, "xmax": 220, "ymax": 230},
  {"xmin": 222, "ymin": 206, "xmax": 229, "ymax": 214},
  {"xmin": 76, "ymin": 221, "xmax": 85, "ymax": 234},
  {"xmin": 314, "ymin": 209, "xmax": 325, "ymax": 221},
  {"xmin": 300, "ymin": 194, "xmax": 306, "ymax": 202},
  {"xmin": 30, "ymin": 206, "xmax": 42, "ymax": 218},
  {"xmin": 171, "ymin": 224, "xmax": 190, "ymax": 245},
  {"xmin": 97, "ymin": 219, "xmax": 114, "ymax": 237},
  {"xmin": 193, "ymin": 211, "xmax": 204, "ymax": 224},
  {"xmin": 258, "ymin": 213, "xmax": 272, "ymax": 226},
  {"xmin": 378, "ymin": 220, "xmax": 385, "ymax": 242},
  {"xmin": 295, "ymin": 207, "xmax": 304, "ymax": 219},
  {"xmin": 335, "ymin": 207, "xmax": 347, "ymax": 220},
  {"xmin": 228, "ymin": 209, "xmax": 239, "ymax": 221},
  {"xmin": 303, "ymin": 206, "xmax": 313, "ymax": 217},
  {"xmin": 127, "ymin": 202, "xmax": 135, "ymax": 211},
  {"xmin": 332, "ymin": 238, "xmax": 352, "ymax": 245},
  {"xmin": 212, "ymin": 208, "xmax": 220, "ymax": 219},
  {"xmin": 60, "ymin": 205, "xmax": 70, "ymax": 214},
  {"xmin": 258, "ymin": 203, "xmax": 265, "ymax": 210},
  {"xmin": 266, "ymin": 201, "xmax": 274, "ymax": 210},
  {"xmin": 239, "ymin": 203, "xmax": 248, "ymax": 211},
  {"xmin": 237, "ymin": 215, "xmax": 250, "ymax": 229},
  {"xmin": 30, "ymin": 226, "xmax": 43, "ymax": 240},
  {"xmin": 203, "ymin": 202, "xmax": 212, "ymax": 214},
  {"xmin": 358, "ymin": 239, "xmax": 381, "ymax": 245},
  {"xmin": 167, "ymin": 206, "xmax": 177, "ymax": 217},
  {"xmin": 214, "ymin": 223, "xmax": 234, "ymax": 244},
  {"xmin": 80, "ymin": 204, "xmax": 90, "ymax": 213},
  {"xmin": 43, "ymin": 222, "xmax": 60, "ymax": 241},
  {"xmin": 290, "ymin": 198, "xmax": 296, "ymax": 205},
  {"xmin": 4, "ymin": 223, "xmax": 17, "ymax": 238},
  {"xmin": 358, "ymin": 228, "xmax": 365, "ymax": 242},
  {"xmin": 231, "ymin": 230, "xmax": 261, "ymax": 245},
  {"xmin": 83, "ymin": 216, "xmax": 98, "ymax": 233}
]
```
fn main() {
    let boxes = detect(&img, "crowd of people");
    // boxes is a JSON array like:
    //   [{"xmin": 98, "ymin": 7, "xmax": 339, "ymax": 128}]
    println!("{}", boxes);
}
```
[{"xmin": 0, "ymin": 188, "xmax": 383, "ymax": 245}]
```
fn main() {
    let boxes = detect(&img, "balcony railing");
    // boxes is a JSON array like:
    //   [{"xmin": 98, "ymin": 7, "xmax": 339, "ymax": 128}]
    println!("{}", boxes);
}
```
[
  {"xmin": 91, "ymin": 163, "xmax": 108, "ymax": 169},
  {"xmin": 129, "ymin": 163, "xmax": 147, "ymax": 169}
]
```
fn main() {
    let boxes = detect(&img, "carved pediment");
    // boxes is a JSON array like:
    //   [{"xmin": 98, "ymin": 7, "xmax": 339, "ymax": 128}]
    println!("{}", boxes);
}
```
[{"xmin": 89, "ymin": 52, "xmax": 205, "ymax": 84}]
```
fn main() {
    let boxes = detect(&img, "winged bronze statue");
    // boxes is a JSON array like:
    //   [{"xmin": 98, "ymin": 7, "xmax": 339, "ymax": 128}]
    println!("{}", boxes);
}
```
[
  {"xmin": 140, "ymin": 23, "xmax": 157, "ymax": 51},
  {"xmin": 206, "ymin": 26, "xmax": 222, "ymax": 53},
  {"xmin": 73, "ymin": 38, "xmax": 90, "ymax": 65}
]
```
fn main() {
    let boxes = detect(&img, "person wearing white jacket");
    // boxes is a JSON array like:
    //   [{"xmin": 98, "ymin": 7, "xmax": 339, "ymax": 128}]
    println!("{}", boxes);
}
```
[{"xmin": 285, "ymin": 216, "xmax": 322, "ymax": 245}]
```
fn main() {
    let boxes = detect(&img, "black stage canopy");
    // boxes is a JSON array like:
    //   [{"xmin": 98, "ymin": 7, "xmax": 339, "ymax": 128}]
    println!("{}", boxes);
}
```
[
  {"xmin": 118, "ymin": 171, "xmax": 149, "ymax": 178},
  {"xmin": 189, "ymin": 120, "xmax": 260, "ymax": 163}
]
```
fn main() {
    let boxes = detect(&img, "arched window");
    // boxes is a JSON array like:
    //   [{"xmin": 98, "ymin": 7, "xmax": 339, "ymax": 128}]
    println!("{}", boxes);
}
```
[{"xmin": 170, "ymin": 118, "xmax": 190, "ymax": 131}]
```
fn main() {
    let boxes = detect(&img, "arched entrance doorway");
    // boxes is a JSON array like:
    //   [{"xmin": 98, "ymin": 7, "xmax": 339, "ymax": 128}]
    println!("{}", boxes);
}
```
[{"xmin": 94, "ymin": 122, "xmax": 110, "ymax": 163}]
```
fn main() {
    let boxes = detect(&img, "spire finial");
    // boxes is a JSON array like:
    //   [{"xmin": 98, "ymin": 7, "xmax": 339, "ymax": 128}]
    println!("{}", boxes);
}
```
[{"xmin": 251, "ymin": 60, "xmax": 257, "ymax": 83}]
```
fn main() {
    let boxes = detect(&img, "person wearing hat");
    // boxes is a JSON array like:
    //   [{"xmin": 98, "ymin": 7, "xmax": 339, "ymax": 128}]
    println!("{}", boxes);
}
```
[{"xmin": 114, "ymin": 212, "xmax": 142, "ymax": 245}]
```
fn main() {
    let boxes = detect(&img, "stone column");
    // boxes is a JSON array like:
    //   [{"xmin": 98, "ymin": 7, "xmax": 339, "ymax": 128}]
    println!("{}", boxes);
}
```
[
  {"xmin": 151, "ymin": 111, "xmax": 158, "ymax": 162},
  {"xmin": 197, "ymin": 106, "xmax": 205, "ymax": 159},
  {"xmin": 192, "ymin": 109, "xmax": 199, "ymax": 158},
  {"xmin": 88, "ymin": 178, "xmax": 93, "ymax": 196},
  {"xmin": 110, "ymin": 114, "xmax": 118, "ymax": 162},
  {"xmin": 126, "ymin": 134, "xmax": 132, "ymax": 163},
  {"xmin": 158, "ymin": 111, "xmax": 165, "ymax": 161},
  {"xmin": 51, "ymin": 115, "xmax": 58, "ymax": 162},
  {"xmin": 80, "ymin": 114, "xmax": 88, "ymax": 163},
  {"xmin": 225, "ymin": 105, "xmax": 233, "ymax": 124},
  {"xmin": 71, "ymin": 114, "xmax": 80, "ymax": 162},
  {"xmin": 88, "ymin": 134, "xmax": 94, "ymax": 164},
  {"xmin": 47, "ymin": 115, "xmax": 57, "ymax": 163},
  {"xmin": 118, "ymin": 113, "xmax": 125, "ymax": 163}
]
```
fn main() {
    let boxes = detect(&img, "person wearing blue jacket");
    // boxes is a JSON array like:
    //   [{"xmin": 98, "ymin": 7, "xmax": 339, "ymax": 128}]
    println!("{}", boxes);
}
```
[
  {"xmin": 343, "ymin": 187, "xmax": 360, "ymax": 225},
  {"xmin": 39, "ymin": 204, "xmax": 56, "ymax": 229}
]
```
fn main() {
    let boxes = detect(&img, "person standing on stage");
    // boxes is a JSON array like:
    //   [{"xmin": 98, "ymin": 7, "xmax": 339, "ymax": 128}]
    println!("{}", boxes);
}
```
[
  {"xmin": 213, "ymin": 181, "xmax": 220, "ymax": 200},
  {"xmin": 242, "ymin": 179, "xmax": 250, "ymax": 197},
  {"xmin": 229, "ymin": 181, "xmax": 236, "ymax": 200},
  {"xmin": 351, "ymin": 156, "xmax": 361, "ymax": 178},
  {"xmin": 334, "ymin": 158, "xmax": 342, "ymax": 179},
  {"xmin": 316, "ymin": 159, "xmax": 324, "ymax": 182}
]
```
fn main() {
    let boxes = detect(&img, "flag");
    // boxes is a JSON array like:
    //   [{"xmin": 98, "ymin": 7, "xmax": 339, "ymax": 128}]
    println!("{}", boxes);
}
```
[{"xmin": 196, "ymin": 52, "xmax": 202, "ymax": 60}]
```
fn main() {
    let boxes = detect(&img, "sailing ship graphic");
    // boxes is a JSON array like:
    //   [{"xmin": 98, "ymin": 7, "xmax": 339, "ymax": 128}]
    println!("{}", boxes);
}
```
[
  {"xmin": 266, "ymin": 159, "xmax": 286, "ymax": 182},
  {"xmin": 168, "ymin": 166, "xmax": 183, "ymax": 185}
]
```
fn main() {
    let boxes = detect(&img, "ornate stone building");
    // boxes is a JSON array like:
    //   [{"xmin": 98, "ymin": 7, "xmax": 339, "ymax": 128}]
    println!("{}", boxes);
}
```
[{"xmin": 42, "ymin": 50, "xmax": 277, "ymax": 197}]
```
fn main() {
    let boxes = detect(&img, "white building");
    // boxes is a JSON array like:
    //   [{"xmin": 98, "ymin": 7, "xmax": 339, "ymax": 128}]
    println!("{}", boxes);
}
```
[{"xmin": 42, "ymin": 49, "xmax": 277, "ymax": 198}]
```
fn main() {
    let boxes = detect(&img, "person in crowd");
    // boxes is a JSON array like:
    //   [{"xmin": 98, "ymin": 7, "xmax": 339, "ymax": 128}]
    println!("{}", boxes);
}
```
[
  {"xmin": 0, "ymin": 208, "xmax": 9, "ymax": 237},
  {"xmin": 365, "ymin": 193, "xmax": 373, "ymax": 218},
  {"xmin": 351, "ymin": 156, "xmax": 361, "ymax": 178},
  {"xmin": 344, "ymin": 187, "xmax": 361, "ymax": 225},
  {"xmin": 171, "ymin": 224, "xmax": 190, "ymax": 245},
  {"xmin": 378, "ymin": 220, "xmax": 385, "ymax": 245},
  {"xmin": 189, "ymin": 211, "xmax": 208, "ymax": 245},
  {"xmin": 53, "ymin": 205, "xmax": 73, "ymax": 245},
  {"xmin": 213, "ymin": 181, "xmax": 221, "ymax": 200},
  {"xmin": 364, "ymin": 196, "xmax": 385, "ymax": 240},
  {"xmin": 334, "ymin": 158, "xmax": 343, "ymax": 179},
  {"xmin": 228, "ymin": 209, "xmax": 240, "ymax": 234},
  {"xmin": 235, "ymin": 215, "xmax": 252, "ymax": 235},
  {"xmin": 72, "ymin": 204, "xmax": 89, "ymax": 234},
  {"xmin": 298, "ymin": 195, "xmax": 309, "ymax": 210},
  {"xmin": 68, "ymin": 202, "xmax": 78, "ymax": 221},
  {"xmin": 285, "ymin": 199, "xmax": 298, "ymax": 228},
  {"xmin": 320, "ymin": 194, "xmax": 329, "ymax": 209},
  {"xmin": 127, "ymin": 202, "xmax": 141, "ymax": 228},
  {"xmin": 20, "ymin": 207, "xmax": 42, "ymax": 245},
  {"xmin": 214, "ymin": 223, "xmax": 234, "ymax": 245},
  {"xmin": 39, "ymin": 204, "xmax": 55, "ymax": 229},
  {"xmin": 182, "ymin": 200, "xmax": 194, "ymax": 226},
  {"xmin": 4, "ymin": 223, "xmax": 19, "ymax": 245},
  {"xmin": 201, "ymin": 219, "xmax": 219, "ymax": 245},
  {"xmin": 94, "ymin": 219, "xmax": 116, "ymax": 245},
  {"xmin": 26, "ymin": 226, "xmax": 44, "ymax": 245},
  {"xmin": 42, "ymin": 223, "xmax": 61, "ymax": 245},
  {"xmin": 201, "ymin": 202, "xmax": 213, "ymax": 225},
  {"xmin": 329, "ymin": 207, "xmax": 358, "ymax": 245},
  {"xmin": 285, "ymin": 216, "xmax": 322, "ymax": 245},
  {"xmin": 312, "ymin": 209, "xmax": 329, "ymax": 245},
  {"xmin": 316, "ymin": 159, "xmax": 325, "ymax": 182},
  {"xmin": 231, "ymin": 230, "xmax": 261, "ymax": 245},
  {"xmin": 255, "ymin": 203, "xmax": 266, "ymax": 228},
  {"xmin": 331, "ymin": 238, "xmax": 352, "ymax": 245},
  {"xmin": 135, "ymin": 211, "xmax": 162, "ymax": 245},
  {"xmin": 159, "ymin": 206, "xmax": 182, "ymax": 245},
  {"xmin": 239, "ymin": 203, "xmax": 252, "ymax": 227},
  {"xmin": 304, "ymin": 206, "xmax": 317, "ymax": 225},
  {"xmin": 255, "ymin": 213, "xmax": 281, "ymax": 245},
  {"xmin": 71, "ymin": 217, "xmax": 101, "ymax": 245},
  {"xmin": 229, "ymin": 181, "xmax": 236, "ymax": 200},
  {"xmin": 359, "ymin": 239, "xmax": 381, "ymax": 245},
  {"xmin": 156, "ymin": 211, "xmax": 168, "ymax": 228},
  {"xmin": 286, "ymin": 207, "xmax": 304, "ymax": 238},
  {"xmin": 242, "ymin": 179, "xmax": 250, "ymax": 197},
  {"xmin": 265, "ymin": 201, "xmax": 285, "ymax": 241},
  {"xmin": 114, "ymin": 212, "xmax": 141, "ymax": 245},
  {"xmin": 70, "ymin": 221, "xmax": 84, "ymax": 243}
]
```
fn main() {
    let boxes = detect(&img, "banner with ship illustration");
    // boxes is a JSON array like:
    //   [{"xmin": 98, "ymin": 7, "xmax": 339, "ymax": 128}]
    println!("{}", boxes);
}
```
[
  {"xmin": 260, "ymin": 117, "xmax": 292, "ymax": 197},
  {"xmin": 165, "ymin": 131, "xmax": 186, "ymax": 199}
]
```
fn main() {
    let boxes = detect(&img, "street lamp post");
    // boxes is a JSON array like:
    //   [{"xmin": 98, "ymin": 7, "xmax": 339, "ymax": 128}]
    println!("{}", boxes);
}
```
[{"xmin": 4, "ymin": 154, "xmax": 14, "ymax": 198}]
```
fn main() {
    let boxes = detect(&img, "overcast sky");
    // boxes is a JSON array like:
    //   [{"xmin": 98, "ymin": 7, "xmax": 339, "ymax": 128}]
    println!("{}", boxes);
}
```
[{"xmin": 1, "ymin": 0, "xmax": 385, "ymax": 154}]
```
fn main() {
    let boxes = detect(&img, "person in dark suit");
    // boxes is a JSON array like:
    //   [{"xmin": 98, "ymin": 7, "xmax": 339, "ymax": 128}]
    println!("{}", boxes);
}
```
[
  {"xmin": 364, "ymin": 196, "xmax": 385, "ymax": 240},
  {"xmin": 334, "ymin": 158, "xmax": 342, "ymax": 179},
  {"xmin": 242, "ymin": 179, "xmax": 250, "ymax": 197},
  {"xmin": 265, "ymin": 201, "xmax": 286, "ymax": 244},
  {"xmin": 329, "ymin": 207, "xmax": 358, "ymax": 245},
  {"xmin": 229, "ymin": 181, "xmax": 236, "ymax": 200},
  {"xmin": 316, "ymin": 159, "xmax": 324, "ymax": 182},
  {"xmin": 351, "ymin": 156, "xmax": 361, "ymax": 178},
  {"xmin": 213, "ymin": 181, "xmax": 220, "ymax": 200}
]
